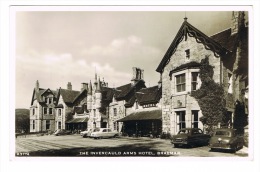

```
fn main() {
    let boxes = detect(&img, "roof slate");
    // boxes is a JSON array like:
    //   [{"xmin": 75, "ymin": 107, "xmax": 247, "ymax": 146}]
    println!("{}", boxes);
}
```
[
  {"xmin": 60, "ymin": 89, "xmax": 80, "ymax": 103},
  {"xmin": 117, "ymin": 109, "xmax": 162, "ymax": 122},
  {"xmin": 136, "ymin": 86, "xmax": 162, "ymax": 105}
]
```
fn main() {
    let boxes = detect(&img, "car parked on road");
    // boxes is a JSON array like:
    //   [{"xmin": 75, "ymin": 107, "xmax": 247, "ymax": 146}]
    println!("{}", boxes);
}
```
[
  {"xmin": 171, "ymin": 128, "xmax": 210, "ymax": 148},
  {"xmin": 53, "ymin": 129, "xmax": 71, "ymax": 136},
  {"xmin": 209, "ymin": 128, "xmax": 244, "ymax": 153},
  {"xmin": 90, "ymin": 128, "xmax": 119, "ymax": 139},
  {"xmin": 80, "ymin": 128, "xmax": 99, "ymax": 138}
]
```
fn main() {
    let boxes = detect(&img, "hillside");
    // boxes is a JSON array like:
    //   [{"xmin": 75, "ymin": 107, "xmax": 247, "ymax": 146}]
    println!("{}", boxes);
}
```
[{"xmin": 15, "ymin": 108, "xmax": 30, "ymax": 133}]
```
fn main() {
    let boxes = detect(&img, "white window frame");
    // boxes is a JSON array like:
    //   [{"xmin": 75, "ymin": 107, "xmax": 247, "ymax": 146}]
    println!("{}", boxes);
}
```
[
  {"xmin": 32, "ymin": 120, "xmax": 35, "ymax": 130},
  {"xmin": 175, "ymin": 73, "xmax": 186, "ymax": 93},
  {"xmin": 58, "ymin": 109, "xmax": 62, "ymax": 116},
  {"xmin": 191, "ymin": 110, "xmax": 199, "ymax": 128},
  {"xmin": 46, "ymin": 120, "xmax": 50, "ymax": 130},
  {"xmin": 113, "ymin": 108, "xmax": 117, "ymax": 116},
  {"xmin": 176, "ymin": 111, "xmax": 186, "ymax": 130},
  {"xmin": 49, "ymin": 108, "xmax": 53, "ymax": 115},
  {"xmin": 172, "ymin": 69, "xmax": 200, "ymax": 95},
  {"xmin": 43, "ymin": 107, "xmax": 47, "ymax": 115}
]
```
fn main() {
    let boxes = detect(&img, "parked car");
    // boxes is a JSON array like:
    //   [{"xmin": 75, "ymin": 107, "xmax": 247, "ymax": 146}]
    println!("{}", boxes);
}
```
[
  {"xmin": 90, "ymin": 128, "xmax": 119, "ymax": 139},
  {"xmin": 80, "ymin": 128, "xmax": 99, "ymax": 138},
  {"xmin": 53, "ymin": 129, "xmax": 71, "ymax": 136},
  {"xmin": 171, "ymin": 128, "xmax": 210, "ymax": 147},
  {"xmin": 209, "ymin": 128, "xmax": 244, "ymax": 153}
]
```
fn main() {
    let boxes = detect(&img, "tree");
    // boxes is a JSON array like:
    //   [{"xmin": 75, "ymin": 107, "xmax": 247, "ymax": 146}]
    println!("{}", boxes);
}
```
[
  {"xmin": 15, "ymin": 109, "xmax": 30, "ymax": 133},
  {"xmin": 190, "ymin": 56, "xmax": 226, "ymax": 133}
]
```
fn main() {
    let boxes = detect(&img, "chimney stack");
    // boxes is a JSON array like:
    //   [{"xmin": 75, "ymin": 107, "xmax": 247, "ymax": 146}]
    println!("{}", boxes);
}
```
[
  {"xmin": 81, "ymin": 83, "xmax": 88, "ymax": 91},
  {"xmin": 67, "ymin": 82, "xmax": 72, "ymax": 90},
  {"xmin": 35, "ymin": 80, "xmax": 39, "ymax": 92},
  {"xmin": 131, "ymin": 67, "xmax": 144, "ymax": 84},
  {"xmin": 231, "ymin": 11, "xmax": 245, "ymax": 35}
]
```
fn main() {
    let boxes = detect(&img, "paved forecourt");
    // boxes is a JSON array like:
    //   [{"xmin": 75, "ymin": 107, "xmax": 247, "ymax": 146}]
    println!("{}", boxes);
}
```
[{"xmin": 15, "ymin": 134, "xmax": 248, "ymax": 157}]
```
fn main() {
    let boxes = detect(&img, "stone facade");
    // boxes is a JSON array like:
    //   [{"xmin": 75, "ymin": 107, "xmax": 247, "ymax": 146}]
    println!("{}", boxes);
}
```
[
  {"xmin": 29, "ymin": 67, "xmax": 160, "ymax": 134},
  {"xmin": 157, "ymin": 12, "xmax": 248, "ymax": 135}
]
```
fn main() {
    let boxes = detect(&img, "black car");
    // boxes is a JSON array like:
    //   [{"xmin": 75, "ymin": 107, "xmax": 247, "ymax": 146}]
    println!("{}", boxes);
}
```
[
  {"xmin": 171, "ymin": 128, "xmax": 210, "ymax": 147},
  {"xmin": 209, "ymin": 128, "xmax": 244, "ymax": 153}
]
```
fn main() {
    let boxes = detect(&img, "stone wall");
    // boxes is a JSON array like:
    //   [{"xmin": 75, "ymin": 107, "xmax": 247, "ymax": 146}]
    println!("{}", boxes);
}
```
[{"xmin": 161, "ymin": 35, "xmax": 221, "ymax": 134}]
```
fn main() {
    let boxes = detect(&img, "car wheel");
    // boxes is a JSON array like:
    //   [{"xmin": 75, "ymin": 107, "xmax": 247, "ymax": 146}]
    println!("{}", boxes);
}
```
[
  {"xmin": 173, "ymin": 144, "xmax": 178, "ymax": 148},
  {"xmin": 83, "ymin": 135, "xmax": 86, "ymax": 138},
  {"xmin": 114, "ymin": 134, "xmax": 118, "ymax": 138}
]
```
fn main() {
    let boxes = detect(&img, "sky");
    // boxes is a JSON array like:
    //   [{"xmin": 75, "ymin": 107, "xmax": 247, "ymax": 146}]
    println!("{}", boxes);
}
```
[{"xmin": 15, "ymin": 10, "xmax": 235, "ymax": 109}]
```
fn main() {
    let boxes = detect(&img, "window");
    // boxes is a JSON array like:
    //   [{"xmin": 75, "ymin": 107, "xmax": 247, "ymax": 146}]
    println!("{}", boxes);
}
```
[
  {"xmin": 176, "ymin": 74, "xmax": 186, "ymax": 92},
  {"xmin": 191, "ymin": 72, "xmax": 199, "ymax": 91},
  {"xmin": 43, "ymin": 107, "xmax": 47, "ymax": 114},
  {"xmin": 46, "ymin": 120, "xmax": 50, "ymax": 130},
  {"xmin": 113, "ymin": 108, "xmax": 117, "ymax": 116},
  {"xmin": 49, "ymin": 108, "xmax": 53, "ymax": 115},
  {"xmin": 192, "ymin": 110, "xmax": 199, "ymax": 128},
  {"xmin": 32, "ymin": 108, "xmax": 35, "ymax": 115},
  {"xmin": 228, "ymin": 73, "xmax": 233, "ymax": 93},
  {"xmin": 93, "ymin": 109, "xmax": 96, "ymax": 118},
  {"xmin": 135, "ymin": 101, "xmax": 138, "ymax": 109},
  {"xmin": 58, "ymin": 122, "xmax": 61, "ymax": 129},
  {"xmin": 32, "ymin": 120, "xmax": 35, "ymax": 130},
  {"xmin": 176, "ymin": 111, "xmax": 186, "ymax": 130},
  {"xmin": 58, "ymin": 109, "xmax": 62, "ymax": 116},
  {"xmin": 185, "ymin": 49, "xmax": 190, "ymax": 60},
  {"xmin": 113, "ymin": 122, "xmax": 119, "ymax": 131}
]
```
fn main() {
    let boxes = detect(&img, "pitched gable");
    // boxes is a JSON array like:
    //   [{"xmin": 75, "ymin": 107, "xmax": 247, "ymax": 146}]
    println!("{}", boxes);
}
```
[
  {"xmin": 59, "ymin": 89, "xmax": 80, "ymax": 104},
  {"xmin": 156, "ymin": 20, "xmax": 229, "ymax": 73}
]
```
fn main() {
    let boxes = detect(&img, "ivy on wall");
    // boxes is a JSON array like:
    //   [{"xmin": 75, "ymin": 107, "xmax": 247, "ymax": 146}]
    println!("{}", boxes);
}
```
[{"xmin": 190, "ymin": 56, "xmax": 226, "ymax": 133}]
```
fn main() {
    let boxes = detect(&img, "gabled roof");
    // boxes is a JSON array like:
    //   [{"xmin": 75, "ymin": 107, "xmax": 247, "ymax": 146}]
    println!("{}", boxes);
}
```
[
  {"xmin": 210, "ymin": 28, "xmax": 238, "ymax": 52},
  {"xmin": 31, "ymin": 88, "xmax": 59, "ymax": 105},
  {"xmin": 211, "ymin": 27, "xmax": 248, "ymax": 78},
  {"xmin": 114, "ymin": 83, "xmax": 133, "ymax": 99},
  {"xmin": 114, "ymin": 80, "xmax": 146, "ymax": 101},
  {"xmin": 72, "ymin": 89, "xmax": 88, "ymax": 104},
  {"xmin": 59, "ymin": 89, "xmax": 80, "ymax": 104},
  {"xmin": 156, "ymin": 20, "xmax": 230, "ymax": 73},
  {"xmin": 101, "ymin": 86, "xmax": 114, "ymax": 102},
  {"xmin": 136, "ymin": 86, "xmax": 162, "ymax": 105}
]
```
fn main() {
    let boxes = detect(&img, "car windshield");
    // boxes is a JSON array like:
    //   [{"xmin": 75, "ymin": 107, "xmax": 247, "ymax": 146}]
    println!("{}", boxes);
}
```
[{"xmin": 215, "ymin": 131, "xmax": 231, "ymax": 137}]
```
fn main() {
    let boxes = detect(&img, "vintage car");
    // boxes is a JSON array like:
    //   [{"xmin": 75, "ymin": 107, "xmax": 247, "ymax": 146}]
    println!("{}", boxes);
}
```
[
  {"xmin": 80, "ymin": 128, "xmax": 99, "ymax": 138},
  {"xmin": 90, "ymin": 128, "xmax": 119, "ymax": 139},
  {"xmin": 209, "ymin": 128, "xmax": 244, "ymax": 153},
  {"xmin": 53, "ymin": 129, "xmax": 71, "ymax": 136},
  {"xmin": 171, "ymin": 128, "xmax": 210, "ymax": 147}
]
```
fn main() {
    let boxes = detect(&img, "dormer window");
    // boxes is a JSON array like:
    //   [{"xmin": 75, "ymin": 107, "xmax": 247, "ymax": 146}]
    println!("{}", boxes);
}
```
[{"xmin": 185, "ymin": 49, "xmax": 190, "ymax": 60}]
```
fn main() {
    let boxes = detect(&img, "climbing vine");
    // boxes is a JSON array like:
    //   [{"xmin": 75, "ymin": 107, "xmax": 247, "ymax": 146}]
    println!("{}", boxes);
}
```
[{"xmin": 190, "ymin": 56, "xmax": 226, "ymax": 133}]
